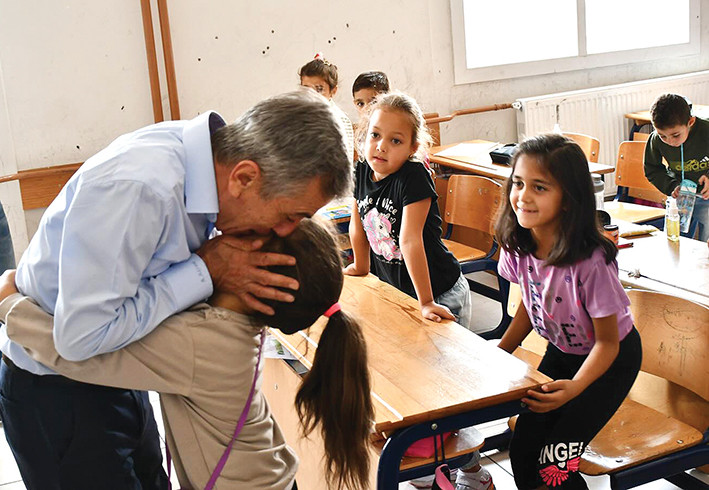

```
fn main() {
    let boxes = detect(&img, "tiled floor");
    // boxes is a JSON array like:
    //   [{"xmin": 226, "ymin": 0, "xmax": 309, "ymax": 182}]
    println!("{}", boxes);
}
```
[{"xmin": 1, "ymin": 276, "xmax": 708, "ymax": 488}]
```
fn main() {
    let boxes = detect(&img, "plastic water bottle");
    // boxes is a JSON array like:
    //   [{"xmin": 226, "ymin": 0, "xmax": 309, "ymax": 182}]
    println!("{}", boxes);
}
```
[
  {"xmin": 665, "ymin": 197, "xmax": 680, "ymax": 241},
  {"xmin": 592, "ymin": 174, "xmax": 604, "ymax": 210}
]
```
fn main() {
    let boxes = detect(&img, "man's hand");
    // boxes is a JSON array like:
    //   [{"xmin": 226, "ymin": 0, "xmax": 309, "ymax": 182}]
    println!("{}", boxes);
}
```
[
  {"xmin": 196, "ymin": 235, "xmax": 298, "ymax": 316},
  {"xmin": 671, "ymin": 185, "xmax": 680, "ymax": 199},
  {"xmin": 0, "ymin": 269, "xmax": 18, "ymax": 302}
]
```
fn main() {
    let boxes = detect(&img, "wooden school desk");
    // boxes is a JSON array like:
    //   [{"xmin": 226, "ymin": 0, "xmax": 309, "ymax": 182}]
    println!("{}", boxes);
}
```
[
  {"xmin": 429, "ymin": 140, "xmax": 615, "ymax": 181},
  {"xmin": 266, "ymin": 274, "xmax": 549, "ymax": 489},
  {"xmin": 617, "ymin": 233, "xmax": 709, "ymax": 307}
]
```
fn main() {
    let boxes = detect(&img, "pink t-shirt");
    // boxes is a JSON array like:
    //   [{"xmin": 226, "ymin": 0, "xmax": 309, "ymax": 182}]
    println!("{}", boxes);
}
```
[{"xmin": 498, "ymin": 248, "xmax": 634, "ymax": 355}]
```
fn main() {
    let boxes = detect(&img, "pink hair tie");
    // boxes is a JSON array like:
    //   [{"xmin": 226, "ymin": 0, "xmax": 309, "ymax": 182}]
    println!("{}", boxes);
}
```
[
  {"xmin": 314, "ymin": 52, "xmax": 324, "ymax": 60},
  {"xmin": 323, "ymin": 302, "xmax": 341, "ymax": 318}
]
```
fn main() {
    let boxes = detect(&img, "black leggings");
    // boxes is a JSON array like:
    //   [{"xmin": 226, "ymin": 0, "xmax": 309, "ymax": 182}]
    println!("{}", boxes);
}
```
[{"xmin": 510, "ymin": 328, "xmax": 642, "ymax": 489}]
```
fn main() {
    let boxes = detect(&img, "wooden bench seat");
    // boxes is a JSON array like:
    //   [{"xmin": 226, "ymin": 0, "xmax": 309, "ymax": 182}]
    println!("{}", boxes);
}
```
[{"xmin": 509, "ymin": 289, "xmax": 709, "ymax": 488}]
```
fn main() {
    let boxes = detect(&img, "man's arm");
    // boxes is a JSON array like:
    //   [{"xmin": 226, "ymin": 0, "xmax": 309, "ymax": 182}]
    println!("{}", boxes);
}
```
[
  {"xmin": 19, "ymin": 180, "xmax": 213, "ymax": 361},
  {"xmin": 0, "ymin": 293, "xmax": 195, "ymax": 395}
]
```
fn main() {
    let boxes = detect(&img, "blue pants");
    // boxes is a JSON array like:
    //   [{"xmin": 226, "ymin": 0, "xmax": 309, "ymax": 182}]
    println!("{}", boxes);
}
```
[
  {"xmin": 0, "ymin": 356, "xmax": 168, "ymax": 490},
  {"xmin": 0, "ymin": 202, "xmax": 15, "ymax": 273}
]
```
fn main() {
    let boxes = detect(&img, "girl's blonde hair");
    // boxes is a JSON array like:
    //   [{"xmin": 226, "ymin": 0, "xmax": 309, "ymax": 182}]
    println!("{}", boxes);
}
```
[{"xmin": 355, "ymin": 91, "xmax": 433, "ymax": 162}]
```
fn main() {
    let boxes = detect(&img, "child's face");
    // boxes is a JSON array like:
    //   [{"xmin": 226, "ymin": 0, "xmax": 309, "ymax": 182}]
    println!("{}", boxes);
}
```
[
  {"xmin": 655, "ymin": 116, "xmax": 695, "ymax": 147},
  {"xmin": 365, "ymin": 108, "xmax": 417, "ymax": 182},
  {"xmin": 510, "ymin": 154, "xmax": 564, "ymax": 239},
  {"xmin": 353, "ymin": 88, "xmax": 380, "ymax": 117},
  {"xmin": 301, "ymin": 75, "xmax": 336, "ymax": 99}
]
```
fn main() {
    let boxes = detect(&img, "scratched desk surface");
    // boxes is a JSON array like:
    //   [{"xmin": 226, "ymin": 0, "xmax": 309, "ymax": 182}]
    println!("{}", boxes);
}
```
[
  {"xmin": 270, "ymin": 274, "xmax": 549, "ymax": 434},
  {"xmin": 617, "ymin": 234, "xmax": 709, "ymax": 307}
]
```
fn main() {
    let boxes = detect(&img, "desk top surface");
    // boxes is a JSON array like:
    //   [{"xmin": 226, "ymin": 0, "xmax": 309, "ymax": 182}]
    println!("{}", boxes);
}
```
[
  {"xmin": 604, "ymin": 201, "xmax": 665, "ymax": 224},
  {"xmin": 270, "ymin": 274, "xmax": 549, "ymax": 433},
  {"xmin": 429, "ymin": 140, "xmax": 614, "ymax": 179},
  {"xmin": 618, "ymin": 233, "xmax": 709, "ymax": 307}
]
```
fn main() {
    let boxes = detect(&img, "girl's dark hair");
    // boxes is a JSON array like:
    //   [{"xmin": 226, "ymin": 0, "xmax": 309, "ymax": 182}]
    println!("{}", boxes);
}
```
[
  {"xmin": 256, "ymin": 219, "xmax": 373, "ymax": 490},
  {"xmin": 298, "ymin": 56, "xmax": 339, "ymax": 90},
  {"xmin": 494, "ymin": 133, "xmax": 617, "ymax": 266},
  {"xmin": 352, "ymin": 71, "xmax": 390, "ymax": 95}
]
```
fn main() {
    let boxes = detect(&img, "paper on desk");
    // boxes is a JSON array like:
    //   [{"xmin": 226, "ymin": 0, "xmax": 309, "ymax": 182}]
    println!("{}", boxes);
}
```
[
  {"xmin": 616, "ymin": 221, "xmax": 659, "ymax": 238},
  {"xmin": 434, "ymin": 142, "xmax": 500, "ymax": 164},
  {"xmin": 263, "ymin": 333, "xmax": 297, "ymax": 360}
]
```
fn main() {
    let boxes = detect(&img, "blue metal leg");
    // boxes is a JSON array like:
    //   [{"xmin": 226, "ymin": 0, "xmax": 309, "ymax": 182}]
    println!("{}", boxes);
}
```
[{"xmin": 377, "ymin": 400, "xmax": 527, "ymax": 489}]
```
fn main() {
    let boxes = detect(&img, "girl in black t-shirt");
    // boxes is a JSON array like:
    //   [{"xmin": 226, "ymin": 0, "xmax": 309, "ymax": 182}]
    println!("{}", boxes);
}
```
[{"xmin": 344, "ymin": 92, "xmax": 473, "ymax": 328}]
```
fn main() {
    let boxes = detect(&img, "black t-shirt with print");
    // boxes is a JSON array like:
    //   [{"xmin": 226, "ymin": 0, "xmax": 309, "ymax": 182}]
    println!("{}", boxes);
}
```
[{"xmin": 354, "ymin": 159, "xmax": 461, "ymax": 299}]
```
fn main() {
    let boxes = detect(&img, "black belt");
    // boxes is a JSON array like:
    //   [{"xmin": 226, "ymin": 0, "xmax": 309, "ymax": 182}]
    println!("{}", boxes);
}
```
[{"xmin": 1, "ymin": 353, "xmax": 81, "ymax": 386}]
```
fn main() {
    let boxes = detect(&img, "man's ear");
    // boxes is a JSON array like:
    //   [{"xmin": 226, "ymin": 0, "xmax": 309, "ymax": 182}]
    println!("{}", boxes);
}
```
[
  {"xmin": 227, "ymin": 160, "xmax": 261, "ymax": 198},
  {"xmin": 688, "ymin": 116, "xmax": 697, "ymax": 129}
]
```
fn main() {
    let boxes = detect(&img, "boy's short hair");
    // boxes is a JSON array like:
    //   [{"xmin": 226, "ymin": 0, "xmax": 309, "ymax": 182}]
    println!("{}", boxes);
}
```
[
  {"xmin": 650, "ymin": 93, "xmax": 693, "ymax": 129},
  {"xmin": 352, "ymin": 71, "xmax": 390, "ymax": 96}
]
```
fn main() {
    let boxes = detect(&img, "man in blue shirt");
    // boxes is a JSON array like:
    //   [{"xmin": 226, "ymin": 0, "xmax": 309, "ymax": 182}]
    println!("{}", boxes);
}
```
[{"xmin": 0, "ymin": 90, "xmax": 351, "ymax": 489}]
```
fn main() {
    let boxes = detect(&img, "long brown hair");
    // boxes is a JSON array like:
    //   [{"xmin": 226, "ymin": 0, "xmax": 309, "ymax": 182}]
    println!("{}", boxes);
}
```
[
  {"xmin": 257, "ymin": 219, "xmax": 374, "ymax": 489},
  {"xmin": 495, "ymin": 133, "xmax": 616, "ymax": 266}
]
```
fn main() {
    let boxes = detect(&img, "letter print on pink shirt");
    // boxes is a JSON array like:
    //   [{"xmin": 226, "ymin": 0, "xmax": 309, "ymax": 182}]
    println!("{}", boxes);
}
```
[{"xmin": 362, "ymin": 208, "xmax": 402, "ymax": 261}]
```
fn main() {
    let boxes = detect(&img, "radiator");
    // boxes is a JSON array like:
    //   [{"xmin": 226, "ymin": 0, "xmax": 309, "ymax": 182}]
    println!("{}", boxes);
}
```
[{"xmin": 515, "ymin": 70, "xmax": 709, "ymax": 194}]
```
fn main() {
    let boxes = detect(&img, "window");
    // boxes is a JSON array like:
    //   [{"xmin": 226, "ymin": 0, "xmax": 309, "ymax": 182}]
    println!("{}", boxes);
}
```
[{"xmin": 450, "ymin": 0, "xmax": 700, "ymax": 84}]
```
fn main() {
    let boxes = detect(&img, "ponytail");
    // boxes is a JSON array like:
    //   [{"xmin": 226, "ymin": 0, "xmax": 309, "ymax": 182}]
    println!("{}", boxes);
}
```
[{"xmin": 295, "ymin": 310, "xmax": 373, "ymax": 490}]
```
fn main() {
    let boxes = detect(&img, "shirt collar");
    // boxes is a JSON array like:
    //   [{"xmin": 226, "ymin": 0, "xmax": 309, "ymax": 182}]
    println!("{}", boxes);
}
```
[{"xmin": 182, "ymin": 111, "xmax": 226, "ymax": 216}]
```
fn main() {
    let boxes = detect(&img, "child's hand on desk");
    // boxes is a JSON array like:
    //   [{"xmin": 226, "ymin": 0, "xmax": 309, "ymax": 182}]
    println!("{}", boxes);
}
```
[
  {"xmin": 421, "ymin": 301, "xmax": 455, "ymax": 323},
  {"xmin": 343, "ymin": 263, "xmax": 368, "ymax": 276},
  {"xmin": 522, "ymin": 379, "xmax": 583, "ymax": 413}
]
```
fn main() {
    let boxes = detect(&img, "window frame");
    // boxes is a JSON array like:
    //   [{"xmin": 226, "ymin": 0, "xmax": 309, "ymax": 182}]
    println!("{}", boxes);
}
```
[{"xmin": 450, "ymin": 0, "xmax": 700, "ymax": 85}]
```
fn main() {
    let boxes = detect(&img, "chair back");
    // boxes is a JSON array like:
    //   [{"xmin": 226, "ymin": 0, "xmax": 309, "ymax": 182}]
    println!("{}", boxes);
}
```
[
  {"xmin": 424, "ymin": 112, "xmax": 441, "ymax": 147},
  {"xmin": 562, "ymin": 132, "xmax": 600, "ymax": 163},
  {"xmin": 632, "ymin": 131, "xmax": 651, "ymax": 142},
  {"xmin": 614, "ymin": 141, "xmax": 666, "ymax": 204},
  {"xmin": 627, "ymin": 289, "xmax": 709, "ymax": 402},
  {"xmin": 444, "ymin": 175, "xmax": 502, "ymax": 235}
]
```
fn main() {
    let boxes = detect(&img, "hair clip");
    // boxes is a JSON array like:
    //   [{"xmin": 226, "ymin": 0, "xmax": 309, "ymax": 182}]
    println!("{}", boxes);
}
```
[{"xmin": 313, "ymin": 52, "xmax": 331, "ymax": 66}]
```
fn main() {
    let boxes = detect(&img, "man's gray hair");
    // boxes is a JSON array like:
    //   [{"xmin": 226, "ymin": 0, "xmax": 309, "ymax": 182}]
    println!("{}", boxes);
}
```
[{"xmin": 211, "ymin": 89, "xmax": 352, "ymax": 200}]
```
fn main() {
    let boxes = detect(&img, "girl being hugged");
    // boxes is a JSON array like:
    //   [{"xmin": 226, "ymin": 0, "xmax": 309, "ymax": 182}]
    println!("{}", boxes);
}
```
[
  {"xmin": 345, "ymin": 92, "xmax": 474, "ymax": 328},
  {"xmin": 495, "ymin": 134, "xmax": 642, "ymax": 489}
]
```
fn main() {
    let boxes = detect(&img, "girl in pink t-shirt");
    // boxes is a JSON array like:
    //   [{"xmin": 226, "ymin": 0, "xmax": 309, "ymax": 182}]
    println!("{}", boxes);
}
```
[{"xmin": 494, "ymin": 133, "xmax": 642, "ymax": 489}]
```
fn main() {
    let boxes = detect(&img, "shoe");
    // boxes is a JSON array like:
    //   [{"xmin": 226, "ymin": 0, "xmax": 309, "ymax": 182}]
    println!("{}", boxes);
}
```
[
  {"xmin": 455, "ymin": 466, "xmax": 494, "ymax": 490},
  {"xmin": 409, "ymin": 468, "xmax": 458, "ymax": 489}
]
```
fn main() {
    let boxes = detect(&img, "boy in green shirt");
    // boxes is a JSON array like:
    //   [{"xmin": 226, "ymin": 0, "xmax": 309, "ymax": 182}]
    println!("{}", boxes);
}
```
[{"xmin": 644, "ymin": 93, "xmax": 709, "ymax": 240}]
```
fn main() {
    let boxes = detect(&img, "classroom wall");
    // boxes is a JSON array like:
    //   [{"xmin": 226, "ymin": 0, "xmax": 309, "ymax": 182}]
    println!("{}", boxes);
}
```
[{"xmin": 2, "ymin": 0, "xmax": 709, "ymax": 257}]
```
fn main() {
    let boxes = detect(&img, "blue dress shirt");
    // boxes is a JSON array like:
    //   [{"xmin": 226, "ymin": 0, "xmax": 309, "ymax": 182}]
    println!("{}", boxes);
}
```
[{"xmin": 1, "ymin": 111, "xmax": 225, "ymax": 374}]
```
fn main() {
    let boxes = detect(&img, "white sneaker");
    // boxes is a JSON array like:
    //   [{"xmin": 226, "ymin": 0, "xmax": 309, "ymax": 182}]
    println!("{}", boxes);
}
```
[
  {"xmin": 455, "ymin": 466, "xmax": 494, "ymax": 490},
  {"xmin": 409, "ymin": 468, "xmax": 458, "ymax": 489}
]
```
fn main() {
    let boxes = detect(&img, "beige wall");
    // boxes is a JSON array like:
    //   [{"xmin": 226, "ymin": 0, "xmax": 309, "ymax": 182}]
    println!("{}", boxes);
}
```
[{"xmin": 2, "ymin": 0, "xmax": 709, "ymax": 256}]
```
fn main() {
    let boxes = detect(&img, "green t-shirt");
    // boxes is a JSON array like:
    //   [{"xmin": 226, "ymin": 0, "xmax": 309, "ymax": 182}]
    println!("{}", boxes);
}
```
[{"xmin": 643, "ymin": 117, "xmax": 709, "ymax": 195}]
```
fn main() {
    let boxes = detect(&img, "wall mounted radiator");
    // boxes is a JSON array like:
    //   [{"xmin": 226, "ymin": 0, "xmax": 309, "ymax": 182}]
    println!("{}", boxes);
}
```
[{"xmin": 514, "ymin": 70, "xmax": 709, "ymax": 194}]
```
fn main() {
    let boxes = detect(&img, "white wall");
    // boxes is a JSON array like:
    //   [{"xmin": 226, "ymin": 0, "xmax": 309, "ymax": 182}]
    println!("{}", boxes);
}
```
[{"xmin": 2, "ymin": 0, "xmax": 709, "ymax": 256}]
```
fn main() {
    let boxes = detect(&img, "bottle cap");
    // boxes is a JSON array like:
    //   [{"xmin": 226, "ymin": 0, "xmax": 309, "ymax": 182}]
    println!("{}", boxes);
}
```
[
  {"xmin": 603, "ymin": 224, "xmax": 618, "ymax": 231},
  {"xmin": 667, "ymin": 196, "xmax": 678, "ymax": 211}
]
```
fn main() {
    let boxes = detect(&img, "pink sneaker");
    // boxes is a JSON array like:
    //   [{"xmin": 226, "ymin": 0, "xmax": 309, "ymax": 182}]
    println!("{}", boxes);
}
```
[
  {"xmin": 409, "ymin": 469, "xmax": 459, "ymax": 489},
  {"xmin": 454, "ymin": 467, "xmax": 494, "ymax": 490}
]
